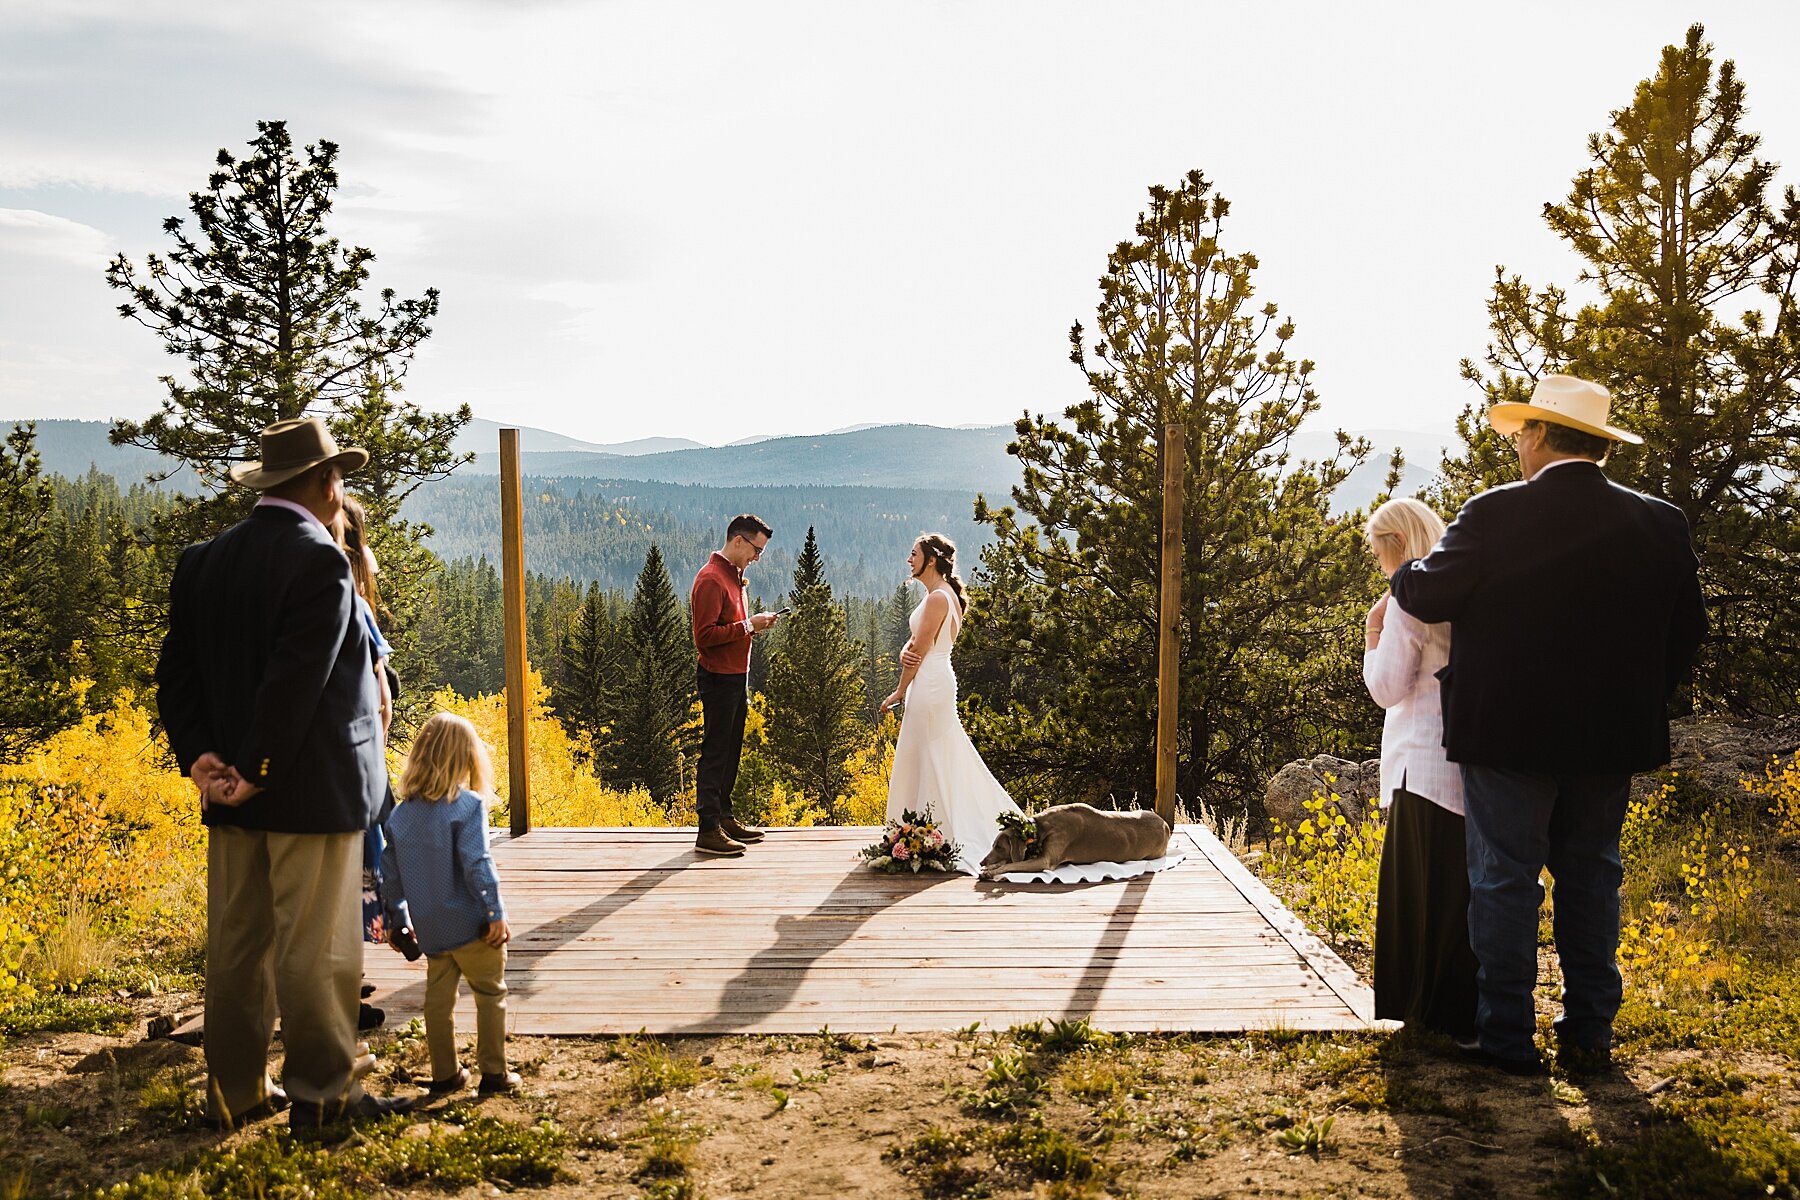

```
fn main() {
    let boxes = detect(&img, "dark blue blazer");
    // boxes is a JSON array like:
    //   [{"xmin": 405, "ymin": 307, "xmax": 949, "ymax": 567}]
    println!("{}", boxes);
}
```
[
  {"xmin": 156, "ymin": 505, "xmax": 384, "ymax": 834},
  {"xmin": 1389, "ymin": 462, "xmax": 1706, "ymax": 775}
]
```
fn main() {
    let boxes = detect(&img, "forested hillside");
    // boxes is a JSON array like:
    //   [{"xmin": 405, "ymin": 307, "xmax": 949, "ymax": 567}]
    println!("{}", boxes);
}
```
[{"xmin": 405, "ymin": 474, "xmax": 992, "ymax": 599}]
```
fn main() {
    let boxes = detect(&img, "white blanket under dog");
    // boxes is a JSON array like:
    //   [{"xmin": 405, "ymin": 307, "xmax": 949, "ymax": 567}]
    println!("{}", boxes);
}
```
[{"xmin": 997, "ymin": 851, "xmax": 1187, "ymax": 885}]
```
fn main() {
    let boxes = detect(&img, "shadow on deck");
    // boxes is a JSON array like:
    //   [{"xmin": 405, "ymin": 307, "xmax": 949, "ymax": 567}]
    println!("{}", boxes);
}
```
[{"xmin": 362, "ymin": 825, "xmax": 1373, "ymax": 1036}]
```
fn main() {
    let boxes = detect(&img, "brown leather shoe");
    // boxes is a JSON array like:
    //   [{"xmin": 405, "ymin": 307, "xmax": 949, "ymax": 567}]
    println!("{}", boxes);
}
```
[
  {"xmin": 695, "ymin": 826, "xmax": 746, "ymax": 857},
  {"xmin": 721, "ymin": 817, "xmax": 765, "ymax": 843}
]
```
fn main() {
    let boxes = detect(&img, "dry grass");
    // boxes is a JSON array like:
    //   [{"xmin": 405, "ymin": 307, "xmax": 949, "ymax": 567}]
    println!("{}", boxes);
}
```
[{"xmin": 25, "ymin": 897, "xmax": 119, "ymax": 990}]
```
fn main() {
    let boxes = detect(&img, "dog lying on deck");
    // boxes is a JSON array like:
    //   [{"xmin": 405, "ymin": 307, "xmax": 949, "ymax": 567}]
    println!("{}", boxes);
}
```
[{"xmin": 978, "ymin": 804, "xmax": 1172, "ymax": 880}]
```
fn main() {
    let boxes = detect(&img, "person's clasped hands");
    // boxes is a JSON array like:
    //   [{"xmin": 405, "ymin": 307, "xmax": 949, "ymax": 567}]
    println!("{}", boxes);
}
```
[{"xmin": 189, "ymin": 751, "xmax": 263, "ymax": 811}]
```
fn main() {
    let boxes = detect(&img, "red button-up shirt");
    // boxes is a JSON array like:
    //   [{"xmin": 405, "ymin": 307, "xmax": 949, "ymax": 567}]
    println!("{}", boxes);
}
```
[{"xmin": 691, "ymin": 552, "xmax": 752, "ymax": 674}]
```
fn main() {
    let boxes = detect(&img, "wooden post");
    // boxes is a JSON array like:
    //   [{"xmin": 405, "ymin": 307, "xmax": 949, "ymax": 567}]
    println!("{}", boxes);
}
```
[
  {"xmin": 500, "ymin": 428, "xmax": 532, "ymax": 837},
  {"xmin": 1155, "ymin": 419, "xmax": 1184, "ymax": 824}
]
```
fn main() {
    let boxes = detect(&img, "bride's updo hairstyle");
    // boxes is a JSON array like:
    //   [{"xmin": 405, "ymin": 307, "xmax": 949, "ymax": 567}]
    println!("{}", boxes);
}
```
[{"xmin": 916, "ymin": 533, "xmax": 967, "ymax": 613}]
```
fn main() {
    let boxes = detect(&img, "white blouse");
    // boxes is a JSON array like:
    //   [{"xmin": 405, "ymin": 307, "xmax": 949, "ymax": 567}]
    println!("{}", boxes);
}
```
[{"xmin": 1362, "ymin": 597, "xmax": 1464, "ymax": 816}]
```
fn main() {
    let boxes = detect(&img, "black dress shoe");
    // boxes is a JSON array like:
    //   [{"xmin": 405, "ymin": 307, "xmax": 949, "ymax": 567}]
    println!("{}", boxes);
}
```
[
  {"xmin": 479, "ymin": 1070, "xmax": 522, "ymax": 1096},
  {"xmin": 1455, "ymin": 1037, "xmax": 1548, "ymax": 1077},
  {"xmin": 205, "ymin": 1087, "xmax": 289, "ymax": 1130},
  {"xmin": 290, "ymin": 1091, "xmax": 417, "ymax": 1131},
  {"xmin": 357, "ymin": 1002, "xmax": 386, "ymax": 1031},
  {"xmin": 695, "ymin": 826, "xmax": 746, "ymax": 857},
  {"xmin": 720, "ymin": 817, "xmax": 765, "ymax": 843}
]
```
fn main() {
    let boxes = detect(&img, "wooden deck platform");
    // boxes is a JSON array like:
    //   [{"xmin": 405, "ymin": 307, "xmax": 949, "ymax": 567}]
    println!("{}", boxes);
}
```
[{"xmin": 361, "ymin": 824, "xmax": 1373, "ymax": 1035}]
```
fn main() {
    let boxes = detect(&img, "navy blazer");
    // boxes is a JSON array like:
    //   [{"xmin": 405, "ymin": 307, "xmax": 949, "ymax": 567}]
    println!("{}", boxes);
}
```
[
  {"xmin": 157, "ymin": 505, "xmax": 385, "ymax": 835},
  {"xmin": 1389, "ymin": 462, "xmax": 1706, "ymax": 775}
]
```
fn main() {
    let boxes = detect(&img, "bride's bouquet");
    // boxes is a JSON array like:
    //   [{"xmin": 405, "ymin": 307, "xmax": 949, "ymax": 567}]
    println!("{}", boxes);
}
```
[{"xmin": 860, "ymin": 808, "xmax": 963, "ymax": 874}]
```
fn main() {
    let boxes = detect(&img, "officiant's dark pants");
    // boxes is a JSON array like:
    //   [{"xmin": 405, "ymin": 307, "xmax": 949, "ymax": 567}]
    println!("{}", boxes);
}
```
[{"xmin": 696, "ymin": 667, "xmax": 748, "ymax": 829}]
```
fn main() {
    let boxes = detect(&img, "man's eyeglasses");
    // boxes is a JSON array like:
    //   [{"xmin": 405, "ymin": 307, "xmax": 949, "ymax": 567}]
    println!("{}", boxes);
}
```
[{"xmin": 739, "ymin": 536, "xmax": 767, "ymax": 560}]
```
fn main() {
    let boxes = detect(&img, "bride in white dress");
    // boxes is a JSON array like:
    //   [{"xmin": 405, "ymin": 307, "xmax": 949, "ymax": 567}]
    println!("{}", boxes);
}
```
[{"xmin": 879, "ymin": 533, "xmax": 1022, "ymax": 875}]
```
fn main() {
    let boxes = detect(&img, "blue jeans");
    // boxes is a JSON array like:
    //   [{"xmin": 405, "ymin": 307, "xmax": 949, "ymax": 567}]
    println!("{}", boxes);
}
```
[{"xmin": 1460, "ymin": 765, "xmax": 1631, "ymax": 1061}]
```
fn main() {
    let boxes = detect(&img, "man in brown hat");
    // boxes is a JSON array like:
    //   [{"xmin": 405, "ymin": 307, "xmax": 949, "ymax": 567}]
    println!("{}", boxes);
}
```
[
  {"xmin": 1388, "ymin": 375, "xmax": 1706, "ymax": 1075},
  {"xmin": 157, "ymin": 416, "xmax": 415, "ymax": 1128}
]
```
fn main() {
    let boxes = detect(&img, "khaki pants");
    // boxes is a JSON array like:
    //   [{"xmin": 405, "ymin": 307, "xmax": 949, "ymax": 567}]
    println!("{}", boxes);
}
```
[
  {"xmin": 205, "ymin": 825, "xmax": 364, "ymax": 1123},
  {"xmin": 423, "ymin": 938, "xmax": 509, "ymax": 1080}
]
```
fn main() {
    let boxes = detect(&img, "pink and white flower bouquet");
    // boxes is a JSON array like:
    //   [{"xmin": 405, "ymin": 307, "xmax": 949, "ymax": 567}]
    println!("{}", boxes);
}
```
[{"xmin": 859, "ymin": 808, "xmax": 962, "ymax": 874}]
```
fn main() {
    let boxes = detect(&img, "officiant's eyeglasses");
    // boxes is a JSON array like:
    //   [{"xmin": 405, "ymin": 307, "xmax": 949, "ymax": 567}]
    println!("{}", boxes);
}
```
[{"xmin": 738, "ymin": 535, "xmax": 768, "ymax": 560}]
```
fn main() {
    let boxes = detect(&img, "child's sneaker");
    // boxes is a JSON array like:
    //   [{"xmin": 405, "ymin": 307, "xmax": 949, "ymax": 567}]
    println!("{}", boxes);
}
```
[
  {"xmin": 478, "ymin": 1071, "xmax": 522, "ymax": 1096},
  {"xmin": 428, "ymin": 1067, "xmax": 469, "ymax": 1095}
]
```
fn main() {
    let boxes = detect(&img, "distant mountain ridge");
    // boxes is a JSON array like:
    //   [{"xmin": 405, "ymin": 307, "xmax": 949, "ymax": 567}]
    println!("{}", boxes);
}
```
[
  {"xmin": 460, "ymin": 424, "xmax": 1023, "ymax": 494},
  {"xmin": 12, "ymin": 416, "xmax": 1446, "ymax": 513}
]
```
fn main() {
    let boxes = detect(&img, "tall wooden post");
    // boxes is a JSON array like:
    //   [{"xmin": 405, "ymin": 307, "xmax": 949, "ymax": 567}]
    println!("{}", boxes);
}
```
[
  {"xmin": 500, "ymin": 429, "xmax": 532, "ymax": 836},
  {"xmin": 1155, "ymin": 419, "xmax": 1184, "ymax": 824}
]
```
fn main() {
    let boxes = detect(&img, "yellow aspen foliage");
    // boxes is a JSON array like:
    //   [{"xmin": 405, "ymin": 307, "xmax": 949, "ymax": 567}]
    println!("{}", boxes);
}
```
[
  {"xmin": 834, "ymin": 717, "xmax": 898, "ymax": 827},
  {"xmin": 398, "ymin": 669, "xmax": 672, "ymax": 829},
  {"xmin": 0, "ymin": 691, "xmax": 204, "ymax": 997}
]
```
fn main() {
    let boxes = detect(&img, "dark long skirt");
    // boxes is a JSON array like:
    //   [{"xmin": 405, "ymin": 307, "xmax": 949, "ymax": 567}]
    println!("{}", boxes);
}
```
[{"xmin": 1374, "ymin": 787, "xmax": 1479, "ymax": 1039}]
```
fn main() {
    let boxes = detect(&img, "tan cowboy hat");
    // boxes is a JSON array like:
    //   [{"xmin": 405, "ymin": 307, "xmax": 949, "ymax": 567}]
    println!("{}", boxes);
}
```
[
  {"xmin": 1486, "ymin": 374, "xmax": 1643, "ymax": 445},
  {"xmin": 229, "ymin": 417, "xmax": 370, "ymax": 490}
]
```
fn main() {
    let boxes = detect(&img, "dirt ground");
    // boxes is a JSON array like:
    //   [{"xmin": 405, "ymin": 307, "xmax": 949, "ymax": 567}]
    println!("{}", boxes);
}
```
[{"xmin": 7, "ymin": 981, "xmax": 1790, "ymax": 1200}]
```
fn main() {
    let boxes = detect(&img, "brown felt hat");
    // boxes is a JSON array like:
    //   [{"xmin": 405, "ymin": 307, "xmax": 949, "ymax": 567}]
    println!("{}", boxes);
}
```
[{"xmin": 229, "ymin": 417, "xmax": 369, "ymax": 490}]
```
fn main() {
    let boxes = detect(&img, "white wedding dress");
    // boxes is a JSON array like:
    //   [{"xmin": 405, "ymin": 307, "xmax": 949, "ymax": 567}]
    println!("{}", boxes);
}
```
[{"xmin": 885, "ymin": 587, "xmax": 1022, "ymax": 875}]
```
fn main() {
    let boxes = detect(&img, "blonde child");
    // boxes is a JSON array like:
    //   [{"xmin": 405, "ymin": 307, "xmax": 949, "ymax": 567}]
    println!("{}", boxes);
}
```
[{"xmin": 381, "ymin": 713, "xmax": 519, "ymax": 1096}]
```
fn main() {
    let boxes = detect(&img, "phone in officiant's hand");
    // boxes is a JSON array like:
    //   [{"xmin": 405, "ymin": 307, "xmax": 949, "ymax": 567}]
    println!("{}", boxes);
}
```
[{"xmin": 774, "ymin": 607, "xmax": 792, "ymax": 616}]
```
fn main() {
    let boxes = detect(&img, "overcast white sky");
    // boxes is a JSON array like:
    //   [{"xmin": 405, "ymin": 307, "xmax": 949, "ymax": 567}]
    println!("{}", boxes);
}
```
[{"xmin": 3, "ymin": 1, "xmax": 1797, "ymax": 447}]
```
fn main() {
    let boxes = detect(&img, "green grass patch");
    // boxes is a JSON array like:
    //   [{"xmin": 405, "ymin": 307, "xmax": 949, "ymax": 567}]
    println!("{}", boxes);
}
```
[
  {"xmin": 136, "ymin": 1068, "xmax": 205, "ymax": 1130},
  {"xmin": 884, "ymin": 1128, "xmax": 990, "ymax": 1199},
  {"xmin": 627, "ymin": 1113, "xmax": 702, "ymax": 1185},
  {"xmin": 1549, "ymin": 1064, "xmax": 1800, "ymax": 1200},
  {"xmin": 620, "ymin": 1036, "xmax": 703, "ymax": 1101},
  {"xmin": 986, "ymin": 1125, "xmax": 1099, "ymax": 1183},
  {"xmin": 0, "ymin": 993, "xmax": 132, "ymax": 1037},
  {"xmin": 94, "ymin": 1113, "xmax": 566, "ymax": 1197}
]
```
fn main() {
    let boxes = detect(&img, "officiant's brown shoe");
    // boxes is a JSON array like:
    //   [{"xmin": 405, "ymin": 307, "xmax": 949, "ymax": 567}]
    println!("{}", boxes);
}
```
[
  {"xmin": 721, "ymin": 817, "xmax": 764, "ymax": 843},
  {"xmin": 695, "ymin": 826, "xmax": 746, "ymax": 857}
]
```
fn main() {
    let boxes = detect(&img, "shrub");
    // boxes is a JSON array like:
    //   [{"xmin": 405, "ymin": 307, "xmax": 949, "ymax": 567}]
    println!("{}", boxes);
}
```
[
  {"xmin": 1745, "ymin": 751, "xmax": 1800, "ymax": 845},
  {"xmin": 1260, "ymin": 787, "xmax": 1384, "ymax": 952}
]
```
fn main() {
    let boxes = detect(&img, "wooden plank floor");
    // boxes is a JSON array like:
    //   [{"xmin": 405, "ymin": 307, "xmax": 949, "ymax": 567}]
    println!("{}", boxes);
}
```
[{"xmin": 362, "ymin": 825, "xmax": 1375, "ymax": 1035}]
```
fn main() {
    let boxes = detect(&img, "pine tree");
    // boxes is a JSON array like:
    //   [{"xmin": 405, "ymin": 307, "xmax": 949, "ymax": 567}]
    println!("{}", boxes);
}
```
[
  {"xmin": 598, "ymin": 546, "xmax": 696, "ymax": 803},
  {"xmin": 762, "ymin": 527, "xmax": 868, "ymax": 803},
  {"xmin": 0, "ymin": 426, "xmax": 82, "ymax": 760},
  {"xmin": 554, "ymin": 582, "xmax": 613, "ymax": 762},
  {"xmin": 960, "ymin": 171, "xmax": 1379, "ymax": 816},
  {"xmin": 104, "ymin": 119, "xmax": 469, "ymax": 560},
  {"xmin": 1442, "ymin": 25, "xmax": 1799, "ymax": 714},
  {"xmin": 862, "ymin": 604, "xmax": 891, "ymax": 720}
]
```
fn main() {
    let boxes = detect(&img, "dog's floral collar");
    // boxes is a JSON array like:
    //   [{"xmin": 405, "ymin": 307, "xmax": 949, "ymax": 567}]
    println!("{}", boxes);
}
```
[{"xmin": 996, "ymin": 810, "xmax": 1039, "ymax": 852}]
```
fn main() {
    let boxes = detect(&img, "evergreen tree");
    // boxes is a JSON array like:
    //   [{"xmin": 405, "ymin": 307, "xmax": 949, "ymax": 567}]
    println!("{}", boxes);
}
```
[
  {"xmin": 554, "ymin": 581, "xmax": 614, "ymax": 762},
  {"xmin": 1443, "ymin": 25, "xmax": 1800, "ymax": 714},
  {"xmin": 104, "ymin": 119, "xmax": 469, "ymax": 557},
  {"xmin": 883, "ymin": 582, "xmax": 913, "ymax": 665},
  {"xmin": 0, "ymin": 426, "xmax": 82, "ymax": 760},
  {"xmin": 598, "ymin": 546, "xmax": 696, "ymax": 803},
  {"xmin": 960, "ymin": 171, "xmax": 1378, "ymax": 816},
  {"xmin": 862, "ymin": 604, "xmax": 891, "ymax": 720},
  {"xmin": 762, "ymin": 527, "xmax": 867, "ymax": 803}
]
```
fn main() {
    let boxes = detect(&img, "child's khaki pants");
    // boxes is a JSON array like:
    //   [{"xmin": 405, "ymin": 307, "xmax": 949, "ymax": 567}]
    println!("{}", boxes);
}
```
[{"xmin": 423, "ymin": 938, "xmax": 508, "ymax": 1079}]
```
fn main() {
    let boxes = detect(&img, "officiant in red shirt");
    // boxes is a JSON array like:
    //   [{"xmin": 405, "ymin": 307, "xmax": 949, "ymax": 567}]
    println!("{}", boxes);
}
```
[{"xmin": 690, "ymin": 514, "xmax": 781, "ymax": 857}]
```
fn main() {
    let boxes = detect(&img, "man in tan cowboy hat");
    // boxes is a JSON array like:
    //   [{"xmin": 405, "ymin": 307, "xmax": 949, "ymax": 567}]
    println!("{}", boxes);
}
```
[
  {"xmin": 157, "ymin": 416, "xmax": 416, "ymax": 1128},
  {"xmin": 1388, "ymin": 374, "xmax": 1705, "ymax": 1075}
]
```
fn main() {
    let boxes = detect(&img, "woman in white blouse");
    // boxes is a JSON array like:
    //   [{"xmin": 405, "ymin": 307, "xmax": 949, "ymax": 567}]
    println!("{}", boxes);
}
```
[{"xmin": 1364, "ymin": 498, "xmax": 1478, "ymax": 1040}]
